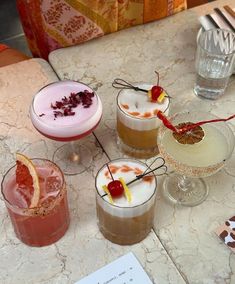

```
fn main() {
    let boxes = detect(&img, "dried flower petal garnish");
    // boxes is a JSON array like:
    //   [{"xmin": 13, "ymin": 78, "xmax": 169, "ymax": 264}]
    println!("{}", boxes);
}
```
[
  {"xmin": 173, "ymin": 122, "xmax": 204, "ymax": 144},
  {"xmin": 50, "ymin": 90, "xmax": 94, "ymax": 119}
]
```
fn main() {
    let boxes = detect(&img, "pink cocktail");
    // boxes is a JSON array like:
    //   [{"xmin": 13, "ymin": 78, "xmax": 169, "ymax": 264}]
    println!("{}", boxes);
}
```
[
  {"xmin": 1, "ymin": 159, "xmax": 70, "ymax": 247},
  {"xmin": 30, "ymin": 80, "xmax": 102, "ymax": 141},
  {"xmin": 30, "ymin": 81, "xmax": 102, "ymax": 174}
]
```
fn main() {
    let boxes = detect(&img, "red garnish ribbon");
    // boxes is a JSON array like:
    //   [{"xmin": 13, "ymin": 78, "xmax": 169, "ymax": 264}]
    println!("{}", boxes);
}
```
[
  {"xmin": 156, "ymin": 111, "xmax": 235, "ymax": 134},
  {"xmin": 177, "ymin": 114, "xmax": 235, "ymax": 134},
  {"xmin": 156, "ymin": 110, "xmax": 179, "ymax": 133}
]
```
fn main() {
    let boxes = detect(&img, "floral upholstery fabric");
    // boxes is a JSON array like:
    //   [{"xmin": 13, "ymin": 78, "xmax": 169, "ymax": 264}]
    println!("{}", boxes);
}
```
[{"xmin": 17, "ymin": 0, "xmax": 186, "ymax": 60}]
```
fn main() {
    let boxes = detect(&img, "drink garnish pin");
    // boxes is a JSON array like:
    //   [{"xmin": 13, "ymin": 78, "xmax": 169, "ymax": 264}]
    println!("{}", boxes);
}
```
[
  {"xmin": 112, "ymin": 71, "xmax": 171, "ymax": 103},
  {"xmin": 101, "ymin": 157, "xmax": 167, "ymax": 200}
]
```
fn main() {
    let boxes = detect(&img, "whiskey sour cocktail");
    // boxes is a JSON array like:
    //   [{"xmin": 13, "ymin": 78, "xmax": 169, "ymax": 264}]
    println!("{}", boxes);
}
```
[
  {"xmin": 1, "ymin": 155, "xmax": 70, "ymax": 246},
  {"xmin": 158, "ymin": 111, "xmax": 235, "ymax": 206},
  {"xmin": 30, "ymin": 80, "xmax": 102, "ymax": 141},
  {"xmin": 95, "ymin": 158, "xmax": 157, "ymax": 245},
  {"xmin": 117, "ymin": 83, "xmax": 170, "ymax": 158}
]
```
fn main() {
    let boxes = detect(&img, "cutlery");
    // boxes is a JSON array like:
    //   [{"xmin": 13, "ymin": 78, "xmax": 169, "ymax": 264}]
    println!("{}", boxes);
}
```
[
  {"xmin": 214, "ymin": 7, "xmax": 235, "ymax": 32},
  {"xmin": 205, "ymin": 14, "xmax": 220, "ymax": 29},
  {"xmin": 223, "ymin": 5, "xmax": 235, "ymax": 19}
]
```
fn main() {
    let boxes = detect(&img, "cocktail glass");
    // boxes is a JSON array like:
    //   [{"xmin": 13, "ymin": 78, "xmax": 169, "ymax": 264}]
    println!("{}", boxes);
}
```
[
  {"xmin": 1, "ymin": 158, "xmax": 70, "ymax": 246},
  {"xmin": 116, "ymin": 83, "xmax": 170, "ymax": 158},
  {"xmin": 157, "ymin": 111, "xmax": 235, "ymax": 206},
  {"xmin": 30, "ymin": 80, "xmax": 102, "ymax": 175},
  {"xmin": 95, "ymin": 158, "xmax": 157, "ymax": 245}
]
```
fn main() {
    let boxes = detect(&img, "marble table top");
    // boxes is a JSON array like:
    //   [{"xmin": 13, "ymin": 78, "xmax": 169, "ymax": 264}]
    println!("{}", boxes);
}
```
[
  {"xmin": 0, "ymin": 62, "xmax": 185, "ymax": 282},
  {"xmin": 48, "ymin": 0, "xmax": 235, "ymax": 283}
]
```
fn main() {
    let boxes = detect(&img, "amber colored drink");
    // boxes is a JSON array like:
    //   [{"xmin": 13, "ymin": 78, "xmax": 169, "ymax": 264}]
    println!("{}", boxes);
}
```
[
  {"xmin": 95, "ymin": 158, "xmax": 157, "ymax": 245},
  {"xmin": 1, "ymin": 159, "xmax": 70, "ymax": 247}
]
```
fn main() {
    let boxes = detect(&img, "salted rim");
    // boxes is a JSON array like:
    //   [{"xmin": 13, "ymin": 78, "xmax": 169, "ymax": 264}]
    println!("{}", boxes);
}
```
[{"xmin": 95, "ymin": 158, "xmax": 157, "ymax": 209}]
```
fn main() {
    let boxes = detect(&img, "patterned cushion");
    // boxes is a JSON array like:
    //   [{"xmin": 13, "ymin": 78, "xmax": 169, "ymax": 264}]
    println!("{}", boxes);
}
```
[{"xmin": 17, "ymin": 0, "xmax": 186, "ymax": 60}]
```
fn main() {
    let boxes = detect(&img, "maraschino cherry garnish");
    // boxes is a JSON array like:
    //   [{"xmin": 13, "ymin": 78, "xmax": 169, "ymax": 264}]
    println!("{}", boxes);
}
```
[
  {"xmin": 148, "ymin": 71, "xmax": 166, "ymax": 103},
  {"xmin": 107, "ymin": 180, "xmax": 124, "ymax": 197},
  {"xmin": 149, "ymin": 85, "xmax": 164, "ymax": 102},
  {"xmin": 112, "ymin": 72, "xmax": 167, "ymax": 103},
  {"xmin": 106, "ymin": 164, "xmax": 124, "ymax": 198}
]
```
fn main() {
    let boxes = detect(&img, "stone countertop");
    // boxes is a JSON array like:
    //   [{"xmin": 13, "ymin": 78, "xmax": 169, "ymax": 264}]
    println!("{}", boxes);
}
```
[
  {"xmin": 48, "ymin": 0, "xmax": 235, "ymax": 283},
  {"xmin": 0, "ymin": 61, "xmax": 185, "ymax": 282}
]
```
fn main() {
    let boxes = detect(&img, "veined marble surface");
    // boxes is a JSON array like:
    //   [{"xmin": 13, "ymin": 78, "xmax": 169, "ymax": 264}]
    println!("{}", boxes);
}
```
[
  {"xmin": 0, "ymin": 60, "xmax": 186, "ymax": 283},
  {"xmin": 49, "ymin": 1, "xmax": 235, "ymax": 283}
]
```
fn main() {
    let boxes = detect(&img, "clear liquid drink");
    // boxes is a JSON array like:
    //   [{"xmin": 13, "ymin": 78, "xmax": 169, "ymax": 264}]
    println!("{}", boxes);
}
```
[{"xmin": 194, "ymin": 29, "xmax": 235, "ymax": 99}]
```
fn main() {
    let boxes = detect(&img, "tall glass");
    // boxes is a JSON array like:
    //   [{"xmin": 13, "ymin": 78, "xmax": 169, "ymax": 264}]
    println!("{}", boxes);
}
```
[
  {"xmin": 194, "ymin": 29, "xmax": 235, "ymax": 99},
  {"xmin": 95, "ymin": 158, "xmax": 157, "ymax": 245},
  {"xmin": 158, "ymin": 111, "xmax": 235, "ymax": 206},
  {"xmin": 1, "ymin": 159, "xmax": 70, "ymax": 246},
  {"xmin": 116, "ymin": 83, "xmax": 170, "ymax": 158},
  {"xmin": 30, "ymin": 80, "xmax": 102, "ymax": 175}
]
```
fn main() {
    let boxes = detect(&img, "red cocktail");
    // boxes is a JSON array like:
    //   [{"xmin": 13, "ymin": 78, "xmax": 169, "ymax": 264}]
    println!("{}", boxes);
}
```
[{"xmin": 1, "ymin": 157, "xmax": 70, "ymax": 246}]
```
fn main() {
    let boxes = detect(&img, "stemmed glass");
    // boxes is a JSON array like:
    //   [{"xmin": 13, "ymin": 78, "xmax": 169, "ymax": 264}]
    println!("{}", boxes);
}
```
[
  {"xmin": 30, "ymin": 80, "xmax": 102, "ymax": 175},
  {"xmin": 157, "ymin": 111, "xmax": 235, "ymax": 206}
]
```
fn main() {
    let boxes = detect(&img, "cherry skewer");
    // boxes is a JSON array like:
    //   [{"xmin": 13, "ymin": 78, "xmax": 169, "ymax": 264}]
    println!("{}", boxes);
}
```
[{"xmin": 101, "ymin": 162, "xmax": 167, "ymax": 198}]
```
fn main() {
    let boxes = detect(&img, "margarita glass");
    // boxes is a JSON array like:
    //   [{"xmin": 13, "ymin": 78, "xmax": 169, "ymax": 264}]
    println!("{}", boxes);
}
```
[
  {"xmin": 30, "ymin": 80, "xmax": 102, "ymax": 175},
  {"xmin": 1, "ymin": 158, "xmax": 70, "ymax": 246},
  {"xmin": 95, "ymin": 158, "xmax": 157, "ymax": 245},
  {"xmin": 158, "ymin": 111, "xmax": 235, "ymax": 206}
]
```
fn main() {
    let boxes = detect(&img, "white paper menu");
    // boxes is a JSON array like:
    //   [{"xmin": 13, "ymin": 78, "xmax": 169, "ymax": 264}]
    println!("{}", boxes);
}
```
[{"xmin": 75, "ymin": 252, "xmax": 154, "ymax": 284}]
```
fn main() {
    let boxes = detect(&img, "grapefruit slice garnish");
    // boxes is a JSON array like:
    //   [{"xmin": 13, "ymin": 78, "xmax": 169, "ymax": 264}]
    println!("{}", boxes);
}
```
[
  {"xmin": 16, "ymin": 153, "xmax": 40, "ymax": 208},
  {"xmin": 173, "ymin": 122, "xmax": 205, "ymax": 144}
]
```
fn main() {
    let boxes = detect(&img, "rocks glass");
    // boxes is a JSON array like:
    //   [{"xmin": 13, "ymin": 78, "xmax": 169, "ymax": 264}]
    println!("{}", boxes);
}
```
[
  {"xmin": 117, "ymin": 83, "xmax": 170, "ymax": 158},
  {"xmin": 1, "ymin": 158, "xmax": 70, "ymax": 246},
  {"xmin": 95, "ymin": 158, "xmax": 157, "ymax": 245},
  {"xmin": 194, "ymin": 29, "xmax": 235, "ymax": 99}
]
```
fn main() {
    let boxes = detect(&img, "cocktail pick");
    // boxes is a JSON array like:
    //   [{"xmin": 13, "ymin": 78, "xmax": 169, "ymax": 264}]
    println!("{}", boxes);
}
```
[
  {"xmin": 112, "ymin": 71, "xmax": 171, "ymax": 103},
  {"xmin": 101, "ymin": 157, "xmax": 167, "ymax": 198},
  {"xmin": 126, "ymin": 157, "xmax": 167, "ymax": 187}
]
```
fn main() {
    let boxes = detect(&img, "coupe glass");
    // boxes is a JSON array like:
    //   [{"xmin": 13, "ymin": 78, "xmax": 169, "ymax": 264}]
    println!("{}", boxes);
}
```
[
  {"xmin": 30, "ymin": 81, "xmax": 102, "ymax": 175},
  {"xmin": 158, "ymin": 111, "xmax": 235, "ymax": 206}
]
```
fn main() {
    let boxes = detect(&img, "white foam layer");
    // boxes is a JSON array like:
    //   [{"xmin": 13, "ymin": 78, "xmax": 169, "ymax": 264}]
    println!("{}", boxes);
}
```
[
  {"xmin": 30, "ymin": 81, "xmax": 102, "ymax": 138},
  {"xmin": 96, "ymin": 159, "xmax": 157, "ymax": 218},
  {"xmin": 117, "ymin": 83, "xmax": 170, "ymax": 131}
]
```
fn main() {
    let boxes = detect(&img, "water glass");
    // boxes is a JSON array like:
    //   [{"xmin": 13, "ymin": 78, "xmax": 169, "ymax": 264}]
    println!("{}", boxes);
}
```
[{"xmin": 194, "ymin": 29, "xmax": 235, "ymax": 99}]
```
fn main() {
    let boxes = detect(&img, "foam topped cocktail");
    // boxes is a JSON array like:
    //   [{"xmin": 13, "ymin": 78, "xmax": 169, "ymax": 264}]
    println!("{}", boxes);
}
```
[
  {"xmin": 1, "ymin": 154, "xmax": 70, "ymax": 246},
  {"xmin": 116, "ymin": 83, "xmax": 170, "ymax": 158},
  {"xmin": 157, "ymin": 111, "xmax": 235, "ymax": 206},
  {"xmin": 95, "ymin": 158, "xmax": 157, "ymax": 245},
  {"xmin": 30, "ymin": 80, "xmax": 102, "ymax": 175},
  {"xmin": 30, "ymin": 80, "xmax": 102, "ymax": 141}
]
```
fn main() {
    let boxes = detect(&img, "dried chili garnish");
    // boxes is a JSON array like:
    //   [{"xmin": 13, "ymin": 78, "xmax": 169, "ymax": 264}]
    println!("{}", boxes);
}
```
[
  {"xmin": 156, "ymin": 110, "xmax": 179, "ymax": 132},
  {"xmin": 177, "ymin": 114, "xmax": 235, "ymax": 134}
]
